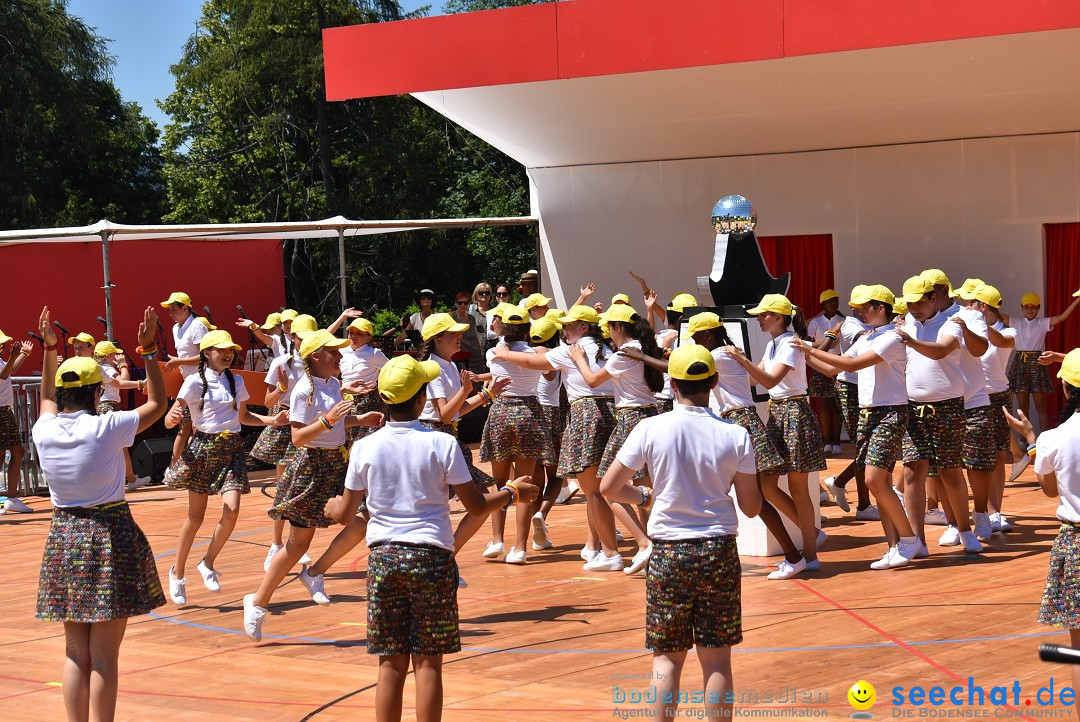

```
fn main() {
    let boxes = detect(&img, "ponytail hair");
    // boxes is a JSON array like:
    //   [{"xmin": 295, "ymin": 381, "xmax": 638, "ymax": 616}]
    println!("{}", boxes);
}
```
[
  {"xmin": 1062, "ymin": 382, "xmax": 1080, "ymax": 424},
  {"xmin": 784, "ymin": 305, "xmax": 809, "ymax": 340},
  {"xmin": 703, "ymin": 326, "xmax": 734, "ymax": 350},
  {"xmin": 582, "ymin": 322, "xmax": 606, "ymax": 365},
  {"xmin": 610, "ymin": 316, "xmax": 664, "ymax": 393},
  {"xmin": 418, "ymin": 334, "xmax": 439, "ymax": 361}
]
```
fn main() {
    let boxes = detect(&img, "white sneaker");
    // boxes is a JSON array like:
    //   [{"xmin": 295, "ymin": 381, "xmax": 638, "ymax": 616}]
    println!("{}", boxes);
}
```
[
  {"xmin": 973, "ymin": 512, "xmax": 993, "ymax": 542},
  {"xmin": 915, "ymin": 544, "xmax": 930, "ymax": 559},
  {"xmin": 823, "ymin": 445, "xmax": 833, "ymax": 456},
  {"xmin": 197, "ymin": 559, "xmax": 221, "ymax": 592},
  {"xmin": 299, "ymin": 553, "xmax": 312, "ymax": 565},
  {"xmin": 531, "ymin": 512, "xmax": 549, "ymax": 548},
  {"xmin": 994, "ymin": 513, "xmax": 1015, "ymax": 532},
  {"xmin": 580, "ymin": 545, "xmax": 600, "ymax": 562},
  {"xmin": 1008, "ymin": 454, "xmax": 1031, "ymax": 482},
  {"xmin": 891, "ymin": 539, "xmax": 919, "ymax": 567},
  {"xmin": 532, "ymin": 539, "xmax": 553, "ymax": 550},
  {"xmin": 925, "ymin": 508, "xmax": 949, "ymax": 526},
  {"xmin": 556, "ymin": 480, "xmax": 580, "ymax": 505},
  {"xmin": 126, "ymin": 476, "xmax": 151, "ymax": 492},
  {"xmin": 482, "ymin": 541, "xmax": 505, "ymax": 559},
  {"xmin": 458, "ymin": 576, "xmax": 468, "ymax": 588},
  {"xmin": 582, "ymin": 552, "xmax": 624, "ymax": 572},
  {"xmin": 625, "ymin": 547, "xmax": 652, "ymax": 575},
  {"xmin": 243, "ymin": 594, "xmax": 266, "ymax": 641},
  {"xmin": 989, "ymin": 513, "xmax": 1002, "ymax": 533},
  {"xmin": 3, "ymin": 497, "xmax": 33, "ymax": 513},
  {"xmin": 816, "ymin": 529, "xmax": 827, "ymax": 548},
  {"xmin": 768, "ymin": 558, "xmax": 807, "ymax": 580},
  {"xmin": 938, "ymin": 526, "xmax": 961, "ymax": 546},
  {"xmin": 823, "ymin": 476, "xmax": 850, "ymax": 512},
  {"xmin": 169, "ymin": 566, "xmax": 187, "ymax": 605},
  {"xmin": 870, "ymin": 548, "xmax": 896, "ymax": 570},
  {"xmin": 264, "ymin": 544, "xmax": 283, "ymax": 572},
  {"xmin": 505, "ymin": 547, "xmax": 527, "ymax": 565},
  {"xmin": 854, "ymin": 505, "xmax": 880, "ymax": 521},
  {"xmin": 299, "ymin": 564, "xmax": 330, "ymax": 605},
  {"xmin": 832, "ymin": 444, "xmax": 843, "ymax": 455},
  {"xmin": 819, "ymin": 489, "xmax": 830, "ymax": 502},
  {"xmin": 960, "ymin": 530, "xmax": 983, "ymax": 553}
]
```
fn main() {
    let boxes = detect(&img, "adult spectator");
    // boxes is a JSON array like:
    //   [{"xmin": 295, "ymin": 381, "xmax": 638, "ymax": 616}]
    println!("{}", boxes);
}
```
[{"xmin": 453, "ymin": 291, "xmax": 486, "ymax": 373}]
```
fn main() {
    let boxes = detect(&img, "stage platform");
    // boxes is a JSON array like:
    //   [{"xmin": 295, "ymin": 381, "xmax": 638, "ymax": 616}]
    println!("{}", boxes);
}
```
[{"xmin": 0, "ymin": 448, "xmax": 1073, "ymax": 720}]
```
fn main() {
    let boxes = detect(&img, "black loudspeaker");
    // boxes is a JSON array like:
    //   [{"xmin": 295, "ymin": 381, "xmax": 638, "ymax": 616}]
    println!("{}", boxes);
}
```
[{"xmin": 132, "ymin": 437, "xmax": 173, "ymax": 481}]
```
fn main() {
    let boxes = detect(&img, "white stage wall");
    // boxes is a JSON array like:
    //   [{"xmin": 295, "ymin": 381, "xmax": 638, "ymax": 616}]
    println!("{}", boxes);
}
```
[{"xmin": 531, "ymin": 132, "xmax": 1080, "ymax": 311}]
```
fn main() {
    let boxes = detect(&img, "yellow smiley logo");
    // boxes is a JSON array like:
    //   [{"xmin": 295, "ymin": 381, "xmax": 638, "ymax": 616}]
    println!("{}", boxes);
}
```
[{"xmin": 848, "ymin": 680, "xmax": 876, "ymax": 711}]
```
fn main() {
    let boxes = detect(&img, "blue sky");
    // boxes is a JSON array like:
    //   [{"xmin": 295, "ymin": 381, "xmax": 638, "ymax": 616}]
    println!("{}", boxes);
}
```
[{"xmin": 67, "ymin": 0, "xmax": 439, "ymax": 131}]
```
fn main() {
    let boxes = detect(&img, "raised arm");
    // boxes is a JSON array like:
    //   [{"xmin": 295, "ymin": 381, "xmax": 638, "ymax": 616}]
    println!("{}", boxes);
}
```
[
  {"xmin": 1049, "ymin": 293, "xmax": 1080, "ymax": 327},
  {"xmin": 327, "ymin": 307, "xmax": 363, "ymax": 334},
  {"xmin": 236, "ymin": 318, "xmax": 275, "ymax": 348},
  {"xmin": 133, "ymin": 306, "xmax": 168, "ymax": 433},
  {"xmin": 2, "ymin": 341, "xmax": 33, "ymax": 379},
  {"xmin": 574, "ymin": 283, "xmax": 596, "ymax": 308},
  {"xmin": 37, "ymin": 308, "xmax": 59, "ymax": 416}
]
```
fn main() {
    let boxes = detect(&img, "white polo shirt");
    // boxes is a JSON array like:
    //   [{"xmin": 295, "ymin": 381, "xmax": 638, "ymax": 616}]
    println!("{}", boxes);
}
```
[
  {"xmin": 544, "ymin": 337, "xmax": 614, "ymax": 401},
  {"xmin": 0, "ymin": 359, "xmax": 12, "ymax": 406},
  {"xmin": 711, "ymin": 347, "xmax": 755, "ymax": 412},
  {"xmin": 902, "ymin": 313, "xmax": 965, "ymax": 403},
  {"xmin": 340, "ymin": 344, "xmax": 389, "ymax": 387},
  {"xmin": 263, "ymin": 354, "xmax": 305, "ymax": 405},
  {"xmin": 33, "ymin": 409, "xmax": 140, "ymax": 508},
  {"xmin": 269, "ymin": 334, "xmax": 285, "ymax": 359},
  {"xmin": 178, "ymin": 368, "xmax": 249, "ymax": 433},
  {"xmin": 345, "ymin": 420, "xmax": 472, "ymax": 551},
  {"xmin": 807, "ymin": 314, "xmax": 843, "ymax": 356},
  {"xmin": 290, "ymin": 374, "xmax": 346, "ymax": 447},
  {"xmin": 1013, "ymin": 316, "xmax": 1052, "ymax": 351},
  {"xmin": 486, "ymin": 341, "xmax": 541, "ymax": 397},
  {"xmin": 537, "ymin": 369, "xmax": 562, "ymax": 407},
  {"xmin": 99, "ymin": 363, "xmax": 121, "ymax": 404},
  {"xmin": 762, "ymin": 332, "xmax": 807, "ymax": 400},
  {"xmin": 981, "ymin": 322, "xmax": 1016, "ymax": 394},
  {"xmin": 419, "ymin": 354, "xmax": 463, "ymax": 422},
  {"xmin": 172, "ymin": 315, "xmax": 208, "ymax": 379},
  {"xmin": 1035, "ymin": 412, "xmax": 1080, "ymax": 524},
  {"xmin": 654, "ymin": 330, "xmax": 678, "ymax": 402},
  {"xmin": 616, "ymin": 403, "xmax": 757, "ymax": 540},
  {"xmin": 838, "ymin": 316, "xmax": 871, "ymax": 384},
  {"xmin": 848, "ymin": 325, "xmax": 907, "ymax": 407},
  {"xmin": 953, "ymin": 307, "xmax": 991, "ymax": 410},
  {"xmin": 605, "ymin": 340, "xmax": 657, "ymax": 408}
]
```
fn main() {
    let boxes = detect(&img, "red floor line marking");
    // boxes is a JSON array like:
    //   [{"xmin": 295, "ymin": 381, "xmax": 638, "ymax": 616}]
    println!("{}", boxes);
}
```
[
  {"xmin": 348, "ymin": 551, "xmax": 369, "ymax": 573},
  {"xmin": 793, "ymin": 580, "xmax": 1033, "ymax": 721}
]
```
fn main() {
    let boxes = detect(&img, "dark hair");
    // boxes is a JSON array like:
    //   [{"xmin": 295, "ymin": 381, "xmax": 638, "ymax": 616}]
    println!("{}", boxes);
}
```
[
  {"xmin": 866, "ymin": 300, "xmax": 895, "ymax": 320},
  {"xmin": 418, "ymin": 333, "xmax": 440, "ymax": 361},
  {"xmin": 501, "ymin": 321, "xmax": 530, "ymax": 344},
  {"xmin": 581, "ymin": 321, "xmax": 607, "ymax": 364},
  {"xmin": 698, "ymin": 326, "xmax": 734, "ymax": 350},
  {"xmin": 198, "ymin": 351, "xmax": 237, "ymax": 411},
  {"xmin": 532, "ymin": 331, "xmax": 560, "ymax": 349},
  {"xmin": 279, "ymin": 328, "xmax": 293, "ymax": 366},
  {"xmin": 386, "ymin": 384, "xmax": 427, "ymax": 419},
  {"xmin": 1062, "ymin": 382, "xmax": 1080, "ymax": 423},
  {"xmin": 56, "ymin": 381, "xmax": 100, "ymax": 414},
  {"xmin": 610, "ymin": 315, "xmax": 664, "ymax": 393},
  {"xmin": 673, "ymin": 371, "xmax": 717, "ymax": 397},
  {"xmin": 778, "ymin": 306, "xmax": 809, "ymax": 340}
]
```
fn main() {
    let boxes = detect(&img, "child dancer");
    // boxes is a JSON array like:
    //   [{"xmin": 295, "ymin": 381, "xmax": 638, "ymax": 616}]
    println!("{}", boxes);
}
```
[
  {"xmin": 600, "ymin": 345, "xmax": 761, "ymax": 720},
  {"xmin": 528, "ymin": 316, "xmax": 565, "ymax": 549},
  {"xmin": 161, "ymin": 292, "xmax": 209, "ymax": 464},
  {"xmin": 314, "ymin": 355, "xmax": 538, "ymax": 721},
  {"xmin": 1007, "ymin": 290, "xmax": 1080, "ymax": 433},
  {"xmin": 69, "ymin": 332, "xmax": 95, "ymax": 358},
  {"xmin": 1, "ymin": 330, "xmax": 34, "ymax": 513},
  {"xmin": 726, "ymin": 294, "xmax": 827, "ymax": 568},
  {"xmin": 236, "ymin": 312, "xmax": 286, "ymax": 358},
  {"xmin": 806, "ymin": 289, "xmax": 845, "ymax": 454},
  {"xmin": 163, "ymin": 330, "xmax": 287, "ymax": 605},
  {"xmin": 33, "ymin": 306, "xmax": 166, "ymax": 722},
  {"xmin": 1004, "ymin": 349, "xmax": 1080, "ymax": 712},
  {"xmin": 93, "ymin": 341, "xmax": 144, "ymax": 414},
  {"xmin": 340, "ymin": 317, "xmax": 389, "ymax": 445}
]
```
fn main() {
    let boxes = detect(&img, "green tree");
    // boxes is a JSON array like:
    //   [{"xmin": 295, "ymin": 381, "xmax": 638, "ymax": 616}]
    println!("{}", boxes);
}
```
[{"xmin": 0, "ymin": 0, "xmax": 165, "ymax": 230}]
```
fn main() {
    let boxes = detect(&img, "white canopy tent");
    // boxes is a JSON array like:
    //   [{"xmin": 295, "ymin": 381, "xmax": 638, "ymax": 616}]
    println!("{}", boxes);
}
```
[{"xmin": 0, "ymin": 215, "xmax": 536, "ymax": 338}]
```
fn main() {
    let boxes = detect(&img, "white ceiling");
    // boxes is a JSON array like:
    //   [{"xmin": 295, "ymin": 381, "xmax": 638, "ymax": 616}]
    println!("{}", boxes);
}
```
[{"xmin": 413, "ymin": 28, "xmax": 1080, "ymax": 169}]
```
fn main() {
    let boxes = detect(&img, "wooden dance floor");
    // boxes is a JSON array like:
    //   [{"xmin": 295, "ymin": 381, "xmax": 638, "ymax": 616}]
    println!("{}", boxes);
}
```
[{"xmin": 1, "ymin": 450, "xmax": 1074, "ymax": 720}]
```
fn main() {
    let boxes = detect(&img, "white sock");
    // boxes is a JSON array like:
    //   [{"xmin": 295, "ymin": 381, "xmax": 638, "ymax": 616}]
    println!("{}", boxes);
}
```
[{"xmin": 900, "ymin": 535, "xmax": 918, "ymax": 545}]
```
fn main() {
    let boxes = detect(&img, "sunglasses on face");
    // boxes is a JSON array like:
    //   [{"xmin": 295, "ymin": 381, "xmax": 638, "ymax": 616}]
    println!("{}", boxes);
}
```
[
  {"xmin": 477, "ymin": 291, "xmax": 491, "ymax": 297},
  {"xmin": 496, "ymin": 291, "xmax": 510, "ymax": 297},
  {"xmin": 456, "ymin": 301, "xmax": 469, "ymax": 305}
]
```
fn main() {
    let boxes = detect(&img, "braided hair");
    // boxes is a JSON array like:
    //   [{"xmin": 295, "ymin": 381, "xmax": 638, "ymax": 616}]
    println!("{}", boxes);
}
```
[
  {"xmin": 609, "ymin": 315, "xmax": 665, "ymax": 393},
  {"xmin": 302, "ymin": 356, "xmax": 316, "ymax": 406},
  {"xmin": 1062, "ymin": 382, "xmax": 1080, "ymax": 424},
  {"xmin": 198, "ymin": 351, "xmax": 237, "ymax": 411},
  {"xmin": 279, "ymin": 329, "xmax": 292, "ymax": 360},
  {"xmin": 581, "ymin": 322, "xmax": 607, "ymax": 365}
]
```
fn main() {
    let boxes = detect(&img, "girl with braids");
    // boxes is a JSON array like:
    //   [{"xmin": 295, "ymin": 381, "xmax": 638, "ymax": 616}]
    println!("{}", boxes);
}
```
[
  {"xmin": 567, "ymin": 304, "xmax": 662, "ymax": 575},
  {"xmin": 477, "ymin": 304, "xmax": 552, "ymax": 564},
  {"xmin": 161, "ymin": 292, "xmax": 209, "ymax": 465},
  {"xmin": 251, "ymin": 314, "xmax": 318, "ymax": 571},
  {"xmin": 1005, "ymin": 348, "xmax": 1080, "ymax": 711},
  {"xmin": 32, "ymin": 306, "xmax": 167, "ymax": 722},
  {"xmin": 726, "ymin": 294, "xmax": 827, "ymax": 571},
  {"xmin": 339, "ymin": 317, "xmax": 389, "ymax": 446},
  {"xmin": 245, "ymin": 330, "xmax": 384, "ymax": 629},
  {"xmin": 493, "ymin": 304, "xmax": 626, "ymax": 571},
  {"xmin": 163, "ymin": 330, "xmax": 288, "ymax": 605}
]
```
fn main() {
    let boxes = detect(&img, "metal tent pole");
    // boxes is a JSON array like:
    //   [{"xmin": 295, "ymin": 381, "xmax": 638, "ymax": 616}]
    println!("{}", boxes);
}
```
[
  {"xmin": 337, "ymin": 227, "xmax": 348, "ymax": 312},
  {"xmin": 100, "ymin": 230, "xmax": 115, "ymax": 340}
]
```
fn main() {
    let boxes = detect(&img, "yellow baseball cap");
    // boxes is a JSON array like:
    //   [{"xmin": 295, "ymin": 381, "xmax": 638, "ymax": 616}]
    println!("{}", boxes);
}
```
[
  {"xmin": 558, "ymin": 305, "xmax": 601, "ymax": 325},
  {"xmin": 529, "ymin": 316, "xmax": 561, "ymax": 343},
  {"xmin": 901, "ymin": 276, "xmax": 935, "ymax": 303},
  {"xmin": 421, "ymin": 313, "xmax": 469, "ymax": 341},
  {"xmin": 972, "ymin": 284, "xmax": 1002, "ymax": 309},
  {"xmin": 56, "ymin": 357, "xmax": 103, "ymax": 389},
  {"xmin": 68, "ymin": 332, "xmax": 96, "ymax": 346},
  {"xmin": 260, "ymin": 313, "xmax": 283, "ymax": 330},
  {"xmin": 545, "ymin": 308, "xmax": 564, "ymax": 321},
  {"xmin": 0, "ymin": 329, "xmax": 12, "ymax": 344},
  {"xmin": 851, "ymin": 284, "xmax": 895, "ymax": 307},
  {"xmin": 299, "ymin": 329, "xmax": 349, "ymax": 358},
  {"xmin": 1058, "ymin": 348, "xmax": 1080, "ymax": 388},
  {"xmin": 819, "ymin": 289, "xmax": 839, "ymax": 303},
  {"xmin": 847, "ymin": 284, "xmax": 869, "ymax": 307},
  {"xmin": 347, "ymin": 318, "xmax": 374, "ymax": 335},
  {"xmin": 920, "ymin": 269, "xmax": 951, "ymax": 288},
  {"xmin": 197, "ymin": 317, "xmax": 217, "ymax": 331},
  {"xmin": 378, "ymin": 355, "xmax": 441, "ymax": 404},
  {"xmin": 892, "ymin": 298, "xmax": 908, "ymax": 316},
  {"xmin": 611, "ymin": 293, "xmax": 630, "ymax": 306},
  {"xmin": 94, "ymin": 341, "xmax": 120, "ymax": 357},
  {"xmin": 199, "ymin": 330, "xmax": 241, "ymax": 352},
  {"xmin": 667, "ymin": 293, "xmax": 698, "ymax": 313},
  {"xmin": 1021, "ymin": 292, "xmax": 1041, "ymax": 307},
  {"xmin": 955, "ymin": 278, "xmax": 985, "ymax": 301},
  {"xmin": 280, "ymin": 309, "xmax": 299, "ymax": 322},
  {"xmin": 668, "ymin": 345, "xmax": 716, "ymax": 381},
  {"xmin": 681, "ymin": 311, "xmax": 723, "ymax": 340},
  {"xmin": 161, "ymin": 291, "xmax": 192, "ymax": 308},
  {"xmin": 291, "ymin": 314, "xmax": 318, "ymax": 335},
  {"xmin": 523, "ymin": 293, "xmax": 552, "ymax": 310},
  {"xmin": 598, "ymin": 314, "xmax": 611, "ymax": 339},
  {"xmin": 747, "ymin": 293, "xmax": 793, "ymax": 316},
  {"xmin": 604, "ymin": 304, "xmax": 639, "ymax": 324},
  {"xmin": 496, "ymin": 305, "xmax": 531, "ymax": 324}
]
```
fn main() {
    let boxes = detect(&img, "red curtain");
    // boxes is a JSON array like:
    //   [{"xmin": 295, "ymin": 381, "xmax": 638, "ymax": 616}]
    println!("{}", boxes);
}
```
[
  {"xmin": 756, "ymin": 234, "xmax": 835, "ymax": 315},
  {"xmin": 1044, "ymin": 223, "xmax": 1080, "ymax": 421}
]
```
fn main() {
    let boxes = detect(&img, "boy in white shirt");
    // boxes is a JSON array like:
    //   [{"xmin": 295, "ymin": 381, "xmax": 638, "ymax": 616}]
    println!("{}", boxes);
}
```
[{"xmin": 600, "ymin": 345, "xmax": 761, "ymax": 721}]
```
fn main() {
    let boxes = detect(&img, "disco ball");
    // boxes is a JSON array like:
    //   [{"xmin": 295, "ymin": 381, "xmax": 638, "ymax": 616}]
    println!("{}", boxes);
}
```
[{"xmin": 711, "ymin": 195, "xmax": 756, "ymax": 234}]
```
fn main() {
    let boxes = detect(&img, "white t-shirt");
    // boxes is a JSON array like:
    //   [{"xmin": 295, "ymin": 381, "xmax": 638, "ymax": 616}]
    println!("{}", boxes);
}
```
[
  {"xmin": 172, "ymin": 315, "xmax": 208, "ymax": 379},
  {"xmin": 263, "ymin": 354, "xmax": 305, "ymax": 405},
  {"xmin": 420, "ymin": 354, "xmax": 463, "ymax": 422},
  {"xmin": 33, "ymin": 409, "xmax": 139, "ymax": 508},
  {"xmin": 1035, "ymin": 413, "xmax": 1080, "ymax": 524},
  {"xmin": 340, "ymin": 344, "xmax": 389, "ymax": 387},
  {"xmin": 290, "ymin": 375, "xmax": 346, "ymax": 448},
  {"xmin": 654, "ymin": 330, "xmax": 678, "ymax": 401},
  {"xmin": 537, "ymin": 369, "xmax": 562, "ymax": 407},
  {"xmin": 1013, "ymin": 316, "xmax": 1053, "ymax": 351},
  {"xmin": 762, "ymin": 332, "xmax": 807, "ymax": 400},
  {"xmin": 486, "ymin": 341, "xmax": 540, "ymax": 397},
  {"xmin": 902, "ymin": 313, "xmax": 965, "ymax": 403},
  {"xmin": 544, "ymin": 337, "xmax": 614, "ymax": 401},
  {"xmin": 99, "ymin": 363, "xmax": 121, "ymax": 404},
  {"xmin": 849, "ymin": 325, "xmax": 907, "ymax": 407},
  {"xmin": 954, "ymin": 307, "xmax": 991, "ymax": 410},
  {"xmin": 178, "ymin": 368, "xmax": 249, "ymax": 433},
  {"xmin": 711, "ymin": 347, "xmax": 755, "ymax": 412},
  {"xmin": 807, "ymin": 314, "xmax": 843, "ymax": 356},
  {"xmin": 0, "ymin": 359, "xmax": 11, "ymax": 406},
  {"xmin": 269, "ymin": 335, "xmax": 286, "ymax": 359},
  {"xmin": 981, "ymin": 322, "xmax": 1016, "ymax": 394},
  {"xmin": 616, "ymin": 403, "xmax": 757, "ymax": 540},
  {"xmin": 838, "ymin": 316, "xmax": 871, "ymax": 384},
  {"xmin": 605, "ymin": 340, "xmax": 657, "ymax": 408},
  {"xmin": 346, "ymin": 420, "xmax": 473, "ymax": 550}
]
